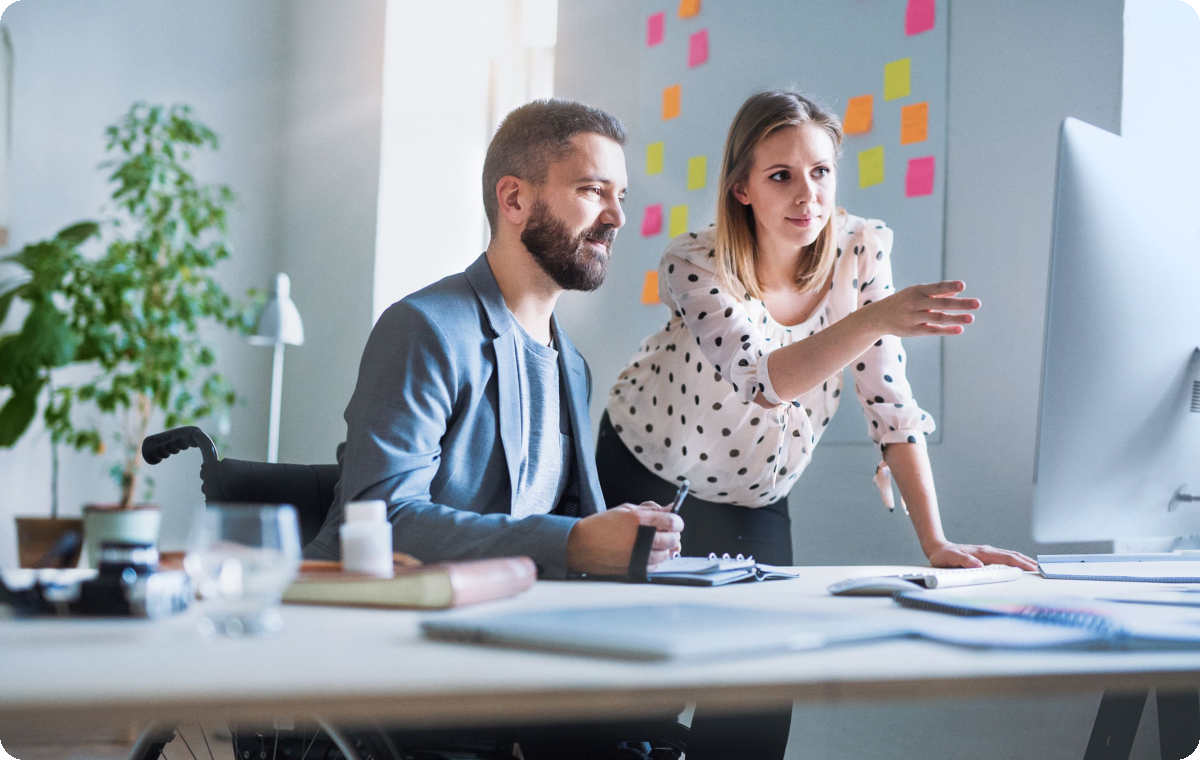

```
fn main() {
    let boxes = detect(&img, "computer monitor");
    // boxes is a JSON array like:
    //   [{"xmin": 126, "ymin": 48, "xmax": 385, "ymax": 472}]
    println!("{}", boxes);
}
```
[{"xmin": 1033, "ymin": 117, "xmax": 1200, "ymax": 546}]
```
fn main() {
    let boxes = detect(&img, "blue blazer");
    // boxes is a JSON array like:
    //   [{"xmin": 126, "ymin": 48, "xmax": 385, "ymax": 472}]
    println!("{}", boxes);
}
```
[{"xmin": 304, "ymin": 254, "xmax": 606, "ymax": 577}]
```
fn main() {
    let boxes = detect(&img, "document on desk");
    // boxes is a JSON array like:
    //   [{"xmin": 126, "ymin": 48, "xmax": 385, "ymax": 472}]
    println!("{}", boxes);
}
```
[
  {"xmin": 895, "ymin": 588, "xmax": 1200, "ymax": 650},
  {"xmin": 1037, "ymin": 553, "xmax": 1200, "ymax": 582}
]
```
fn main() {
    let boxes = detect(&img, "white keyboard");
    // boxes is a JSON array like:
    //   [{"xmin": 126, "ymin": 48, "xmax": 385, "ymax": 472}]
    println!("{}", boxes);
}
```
[{"xmin": 899, "ymin": 564, "xmax": 1025, "ymax": 589}]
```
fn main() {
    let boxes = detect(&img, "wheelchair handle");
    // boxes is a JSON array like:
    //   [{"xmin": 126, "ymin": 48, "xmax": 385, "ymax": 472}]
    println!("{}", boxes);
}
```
[{"xmin": 141, "ymin": 426, "xmax": 220, "ymax": 467}]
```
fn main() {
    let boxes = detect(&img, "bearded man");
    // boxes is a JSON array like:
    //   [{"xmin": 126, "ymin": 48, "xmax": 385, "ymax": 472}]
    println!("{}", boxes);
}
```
[{"xmin": 305, "ymin": 100, "xmax": 683, "ymax": 578}]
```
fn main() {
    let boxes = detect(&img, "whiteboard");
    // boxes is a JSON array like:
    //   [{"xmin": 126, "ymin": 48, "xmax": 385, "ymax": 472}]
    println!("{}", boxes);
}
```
[{"xmin": 555, "ymin": 0, "xmax": 948, "ymax": 444}]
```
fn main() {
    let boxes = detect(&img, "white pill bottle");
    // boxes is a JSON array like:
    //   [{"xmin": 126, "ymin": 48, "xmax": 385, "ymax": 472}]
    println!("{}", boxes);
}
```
[{"xmin": 339, "ymin": 500, "xmax": 394, "ymax": 577}]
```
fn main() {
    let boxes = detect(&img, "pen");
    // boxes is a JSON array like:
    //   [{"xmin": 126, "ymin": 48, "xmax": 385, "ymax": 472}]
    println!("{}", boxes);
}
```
[{"xmin": 668, "ymin": 480, "xmax": 690, "ymax": 513}]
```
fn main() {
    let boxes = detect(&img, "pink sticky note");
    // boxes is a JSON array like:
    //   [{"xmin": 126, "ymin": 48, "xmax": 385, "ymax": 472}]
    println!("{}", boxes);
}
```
[
  {"xmin": 905, "ymin": 0, "xmax": 935, "ymax": 35},
  {"xmin": 647, "ymin": 12, "xmax": 665, "ymax": 46},
  {"xmin": 905, "ymin": 156, "xmax": 936, "ymax": 197},
  {"xmin": 642, "ymin": 204, "xmax": 664, "ymax": 236},
  {"xmin": 688, "ymin": 29, "xmax": 709, "ymax": 67}
]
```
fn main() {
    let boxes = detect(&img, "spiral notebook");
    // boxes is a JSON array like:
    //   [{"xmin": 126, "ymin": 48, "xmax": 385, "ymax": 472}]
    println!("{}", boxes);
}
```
[
  {"xmin": 646, "ymin": 556, "xmax": 803, "ymax": 586},
  {"xmin": 893, "ymin": 588, "xmax": 1200, "ymax": 649}
]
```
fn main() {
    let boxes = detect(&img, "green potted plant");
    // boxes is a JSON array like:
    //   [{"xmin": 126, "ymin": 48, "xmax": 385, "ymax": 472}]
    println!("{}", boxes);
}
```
[
  {"xmin": 0, "ymin": 102, "xmax": 256, "ymax": 565},
  {"xmin": 0, "ymin": 222, "xmax": 98, "ymax": 566}
]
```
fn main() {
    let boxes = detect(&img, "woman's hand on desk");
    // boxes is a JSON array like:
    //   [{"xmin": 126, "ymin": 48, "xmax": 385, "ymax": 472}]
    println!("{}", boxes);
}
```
[{"xmin": 925, "ymin": 540, "xmax": 1038, "ymax": 571}]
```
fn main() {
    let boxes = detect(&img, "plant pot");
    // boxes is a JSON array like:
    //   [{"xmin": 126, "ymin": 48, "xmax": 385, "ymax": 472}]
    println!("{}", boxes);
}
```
[
  {"xmin": 14, "ymin": 517, "xmax": 85, "ymax": 568},
  {"xmin": 81, "ymin": 504, "xmax": 161, "ymax": 568}
]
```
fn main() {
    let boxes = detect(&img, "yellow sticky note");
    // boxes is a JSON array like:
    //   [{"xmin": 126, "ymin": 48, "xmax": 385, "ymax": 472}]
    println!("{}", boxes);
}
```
[
  {"xmin": 678, "ymin": 0, "xmax": 701, "ymax": 18},
  {"xmin": 686, "ymin": 155, "xmax": 707, "ymax": 190},
  {"xmin": 641, "ymin": 271, "xmax": 661, "ymax": 305},
  {"xmin": 668, "ymin": 204, "xmax": 689, "ymax": 237},
  {"xmin": 858, "ymin": 146, "xmax": 885, "ymax": 188},
  {"xmin": 662, "ymin": 84, "xmax": 681, "ymax": 120},
  {"xmin": 900, "ymin": 102, "xmax": 928, "ymax": 144},
  {"xmin": 884, "ymin": 58, "xmax": 912, "ymax": 101},
  {"xmin": 843, "ymin": 94, "xmax": 873, "ymax": 135},
  {"xmin": 646, "ymin": 142, "xmax": 664, "ymax": 175}
]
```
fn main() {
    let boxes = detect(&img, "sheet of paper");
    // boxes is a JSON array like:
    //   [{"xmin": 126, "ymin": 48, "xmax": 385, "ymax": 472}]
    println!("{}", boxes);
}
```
[
  {"xmin": 843, "ymin": 94, "xmax": 873, "ymax": 135},
  {"xmin": 646, "ymin": 141, "xmax": 664, "ymax": 175},
  {"xmin": 641, "ymin": 271, "xmax": 661, "ymax": 305},
  {"xmin": 900, "ymin": 102, "xmax": 928, "ymax": 144},
  {"xmin": 668, "ymin": 204, "xmax": 688, "ymax": 237},
  {"xmin": 884, "ymin": 58, "xmax": 912, "ymax": 101},
  {"xmin": 641, "ymin": 203, "xmax": 663, "ymax": 236},
  {"xmin": 905, "ymin": 0, "xmax": 936, "ymax": 36},
  {"xmin": 646, "ymin": 12, "xmax": 665, "ymax": 46},
  {"xmin": 678, "ymin": 0, "xmax": 701, "ymax": 19},
  {"xmin": 858, "ymin": 146, "xmax": 885, "ymax": 188},
  {"xmin": 688, "ymin": 29, "xmax": 709, "ymax": 67},
  {"xmin": 662, "ymin": 84, "xmax": 682, "ymax": 120},
  {"xmin": 905, "ymin": 156, "xmax": 935, "ymax": 197},
  {"xmin": 686, "ymin": 155, "xmax": 707, "ymax": 190}
]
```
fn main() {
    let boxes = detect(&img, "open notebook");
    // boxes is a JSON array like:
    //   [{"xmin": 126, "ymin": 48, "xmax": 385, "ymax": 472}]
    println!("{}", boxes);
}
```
[{"xmin": 645, "ymin": 556, "xmax": 803, "ymax": 586}]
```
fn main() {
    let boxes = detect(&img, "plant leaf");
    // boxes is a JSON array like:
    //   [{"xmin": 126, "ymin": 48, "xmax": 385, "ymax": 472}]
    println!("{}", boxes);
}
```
[{"xmin": 0, "ymin": 379, "xmax": 46, "ymax": 447}]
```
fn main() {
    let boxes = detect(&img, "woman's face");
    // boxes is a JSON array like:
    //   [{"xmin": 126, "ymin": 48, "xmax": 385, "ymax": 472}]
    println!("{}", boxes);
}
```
[{"xmin": 732, "ymin": 123, "xmax": 837, "ymax": 255}]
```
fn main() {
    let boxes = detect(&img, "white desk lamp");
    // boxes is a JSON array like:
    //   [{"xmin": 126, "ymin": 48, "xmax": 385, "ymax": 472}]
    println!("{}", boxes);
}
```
[{"xmin": 250, "ymin": 272, "xmax": 304, "ymax": 463}]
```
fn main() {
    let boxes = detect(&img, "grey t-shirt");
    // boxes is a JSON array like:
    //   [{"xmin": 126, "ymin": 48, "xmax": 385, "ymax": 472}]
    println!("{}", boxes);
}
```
[{"xmin": 511, "ymin": 323, "xmax": 571, "ymax": 519}]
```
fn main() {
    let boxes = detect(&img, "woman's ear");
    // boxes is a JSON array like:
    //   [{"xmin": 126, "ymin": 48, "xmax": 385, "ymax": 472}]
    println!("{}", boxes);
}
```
[
  {"xmin": 731, "ymin": 181, "xmax": 751, "ymax": 206},
  {"xmin": 496, "ymin": 176, "xmax": 529, "ymax": 226}
]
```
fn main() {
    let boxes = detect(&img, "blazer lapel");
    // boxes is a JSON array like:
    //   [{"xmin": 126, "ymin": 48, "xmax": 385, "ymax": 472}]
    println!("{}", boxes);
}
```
[
  {"xmin": 466, "ymin": 254, "xmax": 524, "ymax": 513},
  {"xmin": 555, "ymin": 321, "xmax": 606, "ymax": 516},
  {"xmin": 492, "ymin": 331, "xmax": 523, "ymax": 513}
]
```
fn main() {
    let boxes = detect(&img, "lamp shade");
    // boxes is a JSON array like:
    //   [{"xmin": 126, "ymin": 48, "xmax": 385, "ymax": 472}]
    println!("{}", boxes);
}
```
[{"xmin": 250, "ymin": 272, "xmax": 304, "ymax": 346}]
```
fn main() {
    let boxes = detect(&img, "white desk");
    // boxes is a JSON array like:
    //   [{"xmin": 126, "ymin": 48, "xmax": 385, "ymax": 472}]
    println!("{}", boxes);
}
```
[{"xmin": 2, "ymin": 566, "xmax": 1199, "ymax": 739}]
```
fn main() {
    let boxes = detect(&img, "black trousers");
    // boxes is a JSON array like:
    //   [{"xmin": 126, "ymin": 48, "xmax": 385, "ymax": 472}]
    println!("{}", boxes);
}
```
[{"xmin": 596, "ymin": 412, "xmax": 793, "ymax": 760}]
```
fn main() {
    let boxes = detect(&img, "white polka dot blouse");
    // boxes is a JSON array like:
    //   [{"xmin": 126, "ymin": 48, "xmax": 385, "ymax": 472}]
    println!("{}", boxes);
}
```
[{"xmin": 605, "ymin": 212, "xmax": 935, "ymax": 508}]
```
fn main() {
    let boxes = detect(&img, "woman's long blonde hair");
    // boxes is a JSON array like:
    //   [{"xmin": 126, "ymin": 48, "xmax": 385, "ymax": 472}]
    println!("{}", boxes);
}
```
[{"xmin": 714, "ymin": 91, "xmax": 844, "ymax": 299}]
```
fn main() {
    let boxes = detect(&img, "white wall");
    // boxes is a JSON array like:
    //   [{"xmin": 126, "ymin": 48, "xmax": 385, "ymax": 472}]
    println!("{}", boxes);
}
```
[
  {"xmin": 0, "ymin": 0, "xmax": 288, "ymax": 558},
  {"xmin": 274, "ymin": 0, "xmax": 386, "ymax": 468},
  {"xmin": 0, "ymin": 0, "xmax": 388, "ymax": 558}
]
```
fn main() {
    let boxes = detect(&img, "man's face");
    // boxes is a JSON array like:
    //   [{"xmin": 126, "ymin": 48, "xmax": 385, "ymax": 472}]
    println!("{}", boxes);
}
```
[{"xmin": 521, "ymin": 133, "xmax": 628, "ymax": 292}]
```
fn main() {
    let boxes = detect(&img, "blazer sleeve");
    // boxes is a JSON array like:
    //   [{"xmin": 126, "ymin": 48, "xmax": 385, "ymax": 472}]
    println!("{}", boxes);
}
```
[{"xmin": 336, "ymin": 301, "xmax": 577, "ymax": 577}]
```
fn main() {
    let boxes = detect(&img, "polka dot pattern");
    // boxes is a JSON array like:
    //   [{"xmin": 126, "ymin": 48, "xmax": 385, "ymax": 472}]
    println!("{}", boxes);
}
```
[{"xmin": 606, "ymin": 215, "xmax": 935, "ymax": 507}]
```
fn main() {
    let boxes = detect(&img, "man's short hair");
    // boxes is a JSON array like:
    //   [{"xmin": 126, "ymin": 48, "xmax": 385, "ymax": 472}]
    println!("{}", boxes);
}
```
[{"xmin": 482, "ymin": 99, "xmax": 626, "ymax": 235}]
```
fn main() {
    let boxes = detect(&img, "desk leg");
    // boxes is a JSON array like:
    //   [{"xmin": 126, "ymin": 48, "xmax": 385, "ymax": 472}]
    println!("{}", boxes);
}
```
[
  {"xmin": 1084, "ymin": 691, "xmax": 1147, "ymax": 760},
  {"xmin": 1157, "ymin": 690, "xmax": 1200, "ymax": 760}
]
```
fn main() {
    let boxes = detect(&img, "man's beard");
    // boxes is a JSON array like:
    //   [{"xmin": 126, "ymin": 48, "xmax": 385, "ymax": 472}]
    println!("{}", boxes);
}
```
[{"xmin": 521, "ymin": 200, "xmax": 615, "ymax": 292}]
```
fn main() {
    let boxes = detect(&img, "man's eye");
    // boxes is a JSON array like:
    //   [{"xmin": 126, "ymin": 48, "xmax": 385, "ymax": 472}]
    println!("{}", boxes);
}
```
[{"xmin": 768, "ymin": 170, "xmax": 790, "ymax": 182}]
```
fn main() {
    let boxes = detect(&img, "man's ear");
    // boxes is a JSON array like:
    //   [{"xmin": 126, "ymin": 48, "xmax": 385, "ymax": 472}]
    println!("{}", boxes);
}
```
[
  {"xmin": 496, "ymin": 176, "xmax": 531, "ymax": 227},
  {"xmin": 731, "ymin": 181, "xmax": 751, "ymax": 206}
]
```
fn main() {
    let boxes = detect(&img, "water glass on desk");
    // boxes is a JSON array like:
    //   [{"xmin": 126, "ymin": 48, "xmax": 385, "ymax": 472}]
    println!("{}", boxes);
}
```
[{"xmin": 184, "ymin": 503, "xmax": 301, "ymax": 636}]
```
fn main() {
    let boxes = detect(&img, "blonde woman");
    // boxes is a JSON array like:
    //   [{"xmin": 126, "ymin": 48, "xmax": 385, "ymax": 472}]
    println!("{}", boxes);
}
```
[{"xmin": 597, "ymin": 88, "xmax": 1035, "ymax": 757}]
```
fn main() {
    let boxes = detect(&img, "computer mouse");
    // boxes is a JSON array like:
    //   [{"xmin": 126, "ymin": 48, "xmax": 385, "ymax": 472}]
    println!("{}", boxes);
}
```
[{"xmin": 826, "ymin": 575, "xmax": 924, "ymax": 596}]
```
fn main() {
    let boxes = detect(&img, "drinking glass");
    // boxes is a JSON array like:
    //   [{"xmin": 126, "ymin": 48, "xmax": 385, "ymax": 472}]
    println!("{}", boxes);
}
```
[{"xmin": 185, "ymin": 503, "xmax": 301, "ymax": 636}]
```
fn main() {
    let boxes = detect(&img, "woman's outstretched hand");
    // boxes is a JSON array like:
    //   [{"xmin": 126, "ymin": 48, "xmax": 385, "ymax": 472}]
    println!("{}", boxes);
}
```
[
  {"xmin": 864, "ymin": 280, "xmax": 981, "ymax": 337},
  {"xmin": 926, "ymin": 541, "xmax": 1039, "ymax": 571}
]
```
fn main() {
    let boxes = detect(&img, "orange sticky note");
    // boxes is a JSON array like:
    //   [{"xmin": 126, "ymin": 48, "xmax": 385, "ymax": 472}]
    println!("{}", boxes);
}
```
[
  {"xmin": 900, "ymin": 102, "xmax": 928, "ymax": 145},
  {"xmin": 662, "ymin": 84, "xmax": 681, "ymax": 120},
  {"xmin": 678, "ymin": 0, "xmax": 700, "ymax": 18},
  {"xmin": 641, "ymin": 271, "xmax": 661, "ymax": 305},
  {"xmin": 843, "ymin": 95, "xmax": 873, "ymax": 135}
]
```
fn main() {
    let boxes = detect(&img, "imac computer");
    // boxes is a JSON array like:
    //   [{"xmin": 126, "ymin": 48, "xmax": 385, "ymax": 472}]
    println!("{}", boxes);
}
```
[{"xmin": 1033, "ymin": 117, "xmax": 1200, "ymax": 549}]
